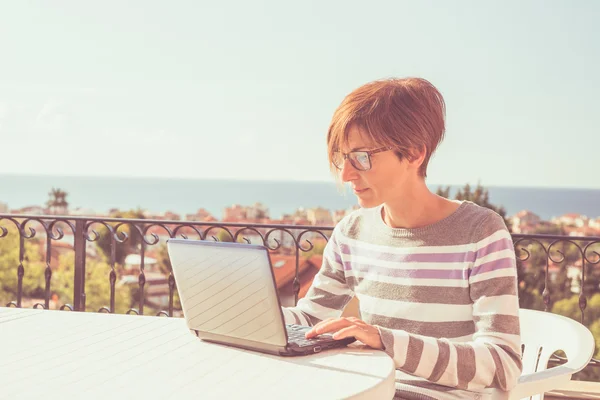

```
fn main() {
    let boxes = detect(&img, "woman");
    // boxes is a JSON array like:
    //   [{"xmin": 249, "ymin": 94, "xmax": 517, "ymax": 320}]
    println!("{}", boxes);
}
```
[{"xmin": 282, "ymin": 78, "xmax": 522, "ymax": 399}]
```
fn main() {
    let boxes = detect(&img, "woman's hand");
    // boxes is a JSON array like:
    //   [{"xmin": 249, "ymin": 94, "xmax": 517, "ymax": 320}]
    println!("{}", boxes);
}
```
[{"xmin": 305, "ymin": 317, "xmax": 383, "ymax": 350}]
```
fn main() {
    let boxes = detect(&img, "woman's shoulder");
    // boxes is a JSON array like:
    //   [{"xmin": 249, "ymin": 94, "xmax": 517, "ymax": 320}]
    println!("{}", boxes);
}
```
[
  {"xmin": 458, "ymin": 201, "xmax": 504, "ymax": 224},
  {"xmin": 330, "ymin": 202, "xmax": 510, "ymax": 246},
  {"xmin": 458, "ymin": 201, "xmax": 511, "ymax": 242}
]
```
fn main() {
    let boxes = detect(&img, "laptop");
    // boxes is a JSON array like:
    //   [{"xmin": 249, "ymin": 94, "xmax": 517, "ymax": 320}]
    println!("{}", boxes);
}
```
[{"xmin": 167, "ymin": 239, "xmax": 356, "ymax": 356}]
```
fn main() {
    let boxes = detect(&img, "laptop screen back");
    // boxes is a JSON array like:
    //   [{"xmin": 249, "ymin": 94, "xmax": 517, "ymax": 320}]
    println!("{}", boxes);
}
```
[{"xmin": 168, "ymin": 239, "xmax": 288, "ymax": 347}]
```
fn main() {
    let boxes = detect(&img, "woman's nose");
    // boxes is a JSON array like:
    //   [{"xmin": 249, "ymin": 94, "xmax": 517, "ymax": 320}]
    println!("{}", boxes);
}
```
[{"xmin": 340, "ymin": 158, "xmax": 358, "ymax": 182}]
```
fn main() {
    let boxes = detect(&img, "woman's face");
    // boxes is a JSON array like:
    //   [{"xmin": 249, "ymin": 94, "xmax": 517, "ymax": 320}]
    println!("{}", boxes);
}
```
[{"xmin": 337, "ymin": 125, "xmax": 417, "ymax": 208}]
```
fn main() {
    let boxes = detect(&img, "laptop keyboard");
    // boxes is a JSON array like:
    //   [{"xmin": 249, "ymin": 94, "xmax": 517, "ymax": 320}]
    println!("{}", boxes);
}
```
[{"xmin": 286, "ymin": 324, "xmax": 335, "ymax": 347}]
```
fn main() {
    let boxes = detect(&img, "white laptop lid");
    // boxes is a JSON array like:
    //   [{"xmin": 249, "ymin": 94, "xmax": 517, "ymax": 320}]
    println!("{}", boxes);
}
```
[{"xmin": 167, "ymin": 239, "xmax": 288, "ymax": 347}]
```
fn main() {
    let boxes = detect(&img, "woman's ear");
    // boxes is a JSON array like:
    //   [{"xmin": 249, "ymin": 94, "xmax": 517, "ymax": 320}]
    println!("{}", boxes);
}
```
[{"xmin": 408, "ymin": 146, "xmax": 427, "ymax": 170}]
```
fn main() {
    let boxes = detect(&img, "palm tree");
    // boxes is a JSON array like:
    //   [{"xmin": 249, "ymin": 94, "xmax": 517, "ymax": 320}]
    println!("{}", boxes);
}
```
[{"xmin": 46, "ymin": 188, "xmax": 69, "ymax": 215}]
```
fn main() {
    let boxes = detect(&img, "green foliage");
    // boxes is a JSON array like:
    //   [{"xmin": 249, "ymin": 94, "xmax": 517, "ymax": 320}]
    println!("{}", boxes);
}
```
[
  {"xmin": 585, "ymin": 266, "xmax": 600, "ymax": 299},
  {"xmin": 436, "ymin": 182, "xmax": 507, "ymax": 222},
  {"xmin": 0, "ymin": 225, "xmax": 130, "ymax": 312},
  {"xmin": 552, "ymin": 294, "xmax": 600, "ymax": 381},
  {"xmin": 516, "ymin": 260, "xmax": 572, "ymax": 311},
  {"xmin": 95, "ymin": 209, "xmax": 146, "ymax": 264},
  {"xmin": 52, "ymin": 253, "xmax": 132, "ymax": 313},
  {"xmin": 303, "ymin": 240, "xmax": 326, "ymax": 258},
  {"xmin": 155, "ymin": 243, "xmax": 172, "ymax": 276},
  {"xmin": 435, "ymin": 186, "xmax": 451, "ymax": 199},
  {"xmin": 590, "ymin": 319, "xmax": 600, "ymax": 359},
  {"xmin": 552, "ymin": 294, "xmax": 600, "ymax": 325},
  {"xmin": 155, "ymin": 243, "xmax": 181, "ymax": 311},
  {"xmin": 517, "ymin": 281, "xmax": 547, "ymax": 311},
  {"xmin": 517, "ymin": 222, "xmax": 587, "ymax": 311},
  {"xmin": 216, "ymin": 229, "xmax": 234, "ymax": 242},
  {"xmin": 0, "ymin": 226, "xmax": 45, "ymax": 305}
]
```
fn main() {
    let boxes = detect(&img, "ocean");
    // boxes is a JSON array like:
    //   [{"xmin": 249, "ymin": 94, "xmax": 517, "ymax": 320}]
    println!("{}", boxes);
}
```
[{"xmin": 1, "ymin": 174, "xmax": 600, "ymax": 221}]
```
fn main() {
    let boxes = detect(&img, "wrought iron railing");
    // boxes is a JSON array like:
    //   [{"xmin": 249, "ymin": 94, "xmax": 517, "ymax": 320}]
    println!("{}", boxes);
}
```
[
  {"xmin": 0, "ymin": 214, "xmax": 330, "ymax": 315},
  {"xmin": 0, "ymin": 214, "xmax": 599, "ymax": 369}
]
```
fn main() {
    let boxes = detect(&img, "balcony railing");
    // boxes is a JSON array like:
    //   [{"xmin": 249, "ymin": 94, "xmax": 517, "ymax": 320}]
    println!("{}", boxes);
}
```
[{"xmin": 0, "ymin": 213, "xmax": 599, "ymax": 372}]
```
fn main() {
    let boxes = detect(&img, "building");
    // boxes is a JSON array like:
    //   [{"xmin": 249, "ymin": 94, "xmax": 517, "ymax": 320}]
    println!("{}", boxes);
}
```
[
  {"xmin": 11, "ymin": 205, "xmax": 46, "ymax": 215},
  {"xmin": 510, "ymin": 210, "xmax": 541, "ymax": 233},
  {"xmin": 283, "ymin": 208, "xmax": 310, "ymax": 225},
  {"xmin": 124, "ymin": 254, "xmax": 159, "ymax": 273},
  {"xmin": 293, "ymin": 208, "xmax": 307, "ymax": 220},
  {"xmin": 118, "ymin": 271, "xmax": 171, "ymax": 310},
  {"xmin": 223, "ymin": 204, "xmax": 247, "ymax": 221},
  {"xmin": 332, "ymin": 209, "xmax": 347, "ymax": 224},
  {"xmin": 552, "ymin": 213, "xmax": 589, "ymax": 228},
  {"xmin": 246, "ymin": 202, "xmax": 269, "ymax": 220},
  {"xmin": 163, "ymin": 211, "xmax": 181, "ymax": 221},
  {"xmin": 69, "ymin": 207, "xmax": 98, "ymax": 216},
  {"xmin": 566, "ymin": 264, "xmax": 583, "ymax": 294},
  {"xmin": 306, "ymin": 207, "xmax": 333, "ymax": 226},
  {"xmin": 567, "ymin": 227, "xmax": 599, "ymax": 237},
  {"xmin": 222, "ymin": 203, "xmax": 269, "ymax": 222},
  {"xmin": 271, "ymin": 254, "xmax": 323, "ymax": 307},
  {"xmin": 0, "ymin": 202, "xmax": 8, "ymax": 213},
  {"xmin": 144, "ymin": 211, "xmax": 181, "ymax": 221},
  {"xmin": 589, "ymin": 217, "xmax": 600, "ymax": 231},
  {"xmin": 185, "ymin": 208, "xmax": 217, "ymax": 222}
]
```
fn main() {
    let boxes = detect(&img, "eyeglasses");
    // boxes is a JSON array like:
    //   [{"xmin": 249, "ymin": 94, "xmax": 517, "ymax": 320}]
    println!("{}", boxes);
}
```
[{"xmin": 332, "ymin": 147, "xmax": 391, "ymax": 171}]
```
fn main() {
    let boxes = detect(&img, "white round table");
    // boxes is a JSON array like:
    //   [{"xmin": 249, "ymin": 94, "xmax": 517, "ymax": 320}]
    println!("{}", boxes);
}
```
[{"xmin": 0, "ymin": 307, "xmax": 396, "ymax": 399}]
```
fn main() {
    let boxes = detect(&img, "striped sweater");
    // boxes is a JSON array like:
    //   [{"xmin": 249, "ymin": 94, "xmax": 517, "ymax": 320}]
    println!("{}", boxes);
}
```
[{"xmin": 282, "ymin": 201, "xmax": 522, "ymax": 400}]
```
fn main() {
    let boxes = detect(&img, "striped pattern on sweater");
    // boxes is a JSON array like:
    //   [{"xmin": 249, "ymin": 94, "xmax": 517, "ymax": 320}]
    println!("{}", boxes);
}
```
[{"xmin": 282, "ymin": 201, "xmax": 522, "ymax": 400}]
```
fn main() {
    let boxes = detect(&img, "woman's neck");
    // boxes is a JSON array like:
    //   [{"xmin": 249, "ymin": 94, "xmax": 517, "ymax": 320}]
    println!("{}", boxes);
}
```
[{"xmin": 382, "ymin": 183, "xmax": 460, "ymax": 229}]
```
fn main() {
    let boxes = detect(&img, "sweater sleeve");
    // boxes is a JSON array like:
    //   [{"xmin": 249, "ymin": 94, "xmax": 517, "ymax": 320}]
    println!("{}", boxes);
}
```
[
  {"xmin": 377, "ymin": 213, "xmax": 523, "ymax": 392},
  {"xmin": 282, "ymin": 227, "xmax": 355, "ymax": 326}
]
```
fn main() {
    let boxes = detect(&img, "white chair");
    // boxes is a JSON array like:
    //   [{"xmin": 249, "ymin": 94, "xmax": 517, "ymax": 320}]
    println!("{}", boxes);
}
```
[{"xmin": 500, "ymin": 309, "xmax": 596, "ymax": 400}]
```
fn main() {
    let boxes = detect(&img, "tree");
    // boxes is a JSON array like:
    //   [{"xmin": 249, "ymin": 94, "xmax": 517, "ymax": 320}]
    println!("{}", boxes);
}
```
[
  {"xmin": 216, "ymin": 229, "xmax": 234, "ymax": 242},
  {"xmin": 46, "ymin": 188, "xmax": 69, "ymax": 215},
  {"xmin": 155, "ymin": 243, "xmax": 181, "ymax": 312},
  {"xmin": 303, "ymin": 239, "xmax": 327, "ymax": 258},
  {"xmin": 552, "ymin": 294, "xmax": 600, "ymax": 381},
  {"xmin": 95, "ymin": 208, "xmax": 146, "ymax": 265},
  {"xmin": 0, "ymin": 226, "xmax": 45, "ymax": 305},
  {"xmin": 0, "ymin": 223, "xmax": 133, "ymax": 312},
  {"xmin": 518, "ymin": 223, "xmax": 590, "ymax": 311},
  {"xmin": 552, "ymin": 293, "xmax": 600, "ymax": 325},
  {"xmin": 52, "ymin": 253, "xmax": 132, "ymax": 313},
  {"xmin": 435, "ymin": 186, "xmax": 451, "ymax": 199},
  {"xmin": 155, "ymin": 243, "xmax": 172, "ymax": 276},
  {"xmin": 436, "ymin": 182, "xmax": 508, "ymax": 226},
  {"xmin": 590, "ymin": 319, "xmax": 600, "ymax": 363}
]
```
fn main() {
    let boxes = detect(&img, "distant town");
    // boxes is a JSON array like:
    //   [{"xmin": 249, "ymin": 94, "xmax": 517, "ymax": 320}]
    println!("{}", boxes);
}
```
[
  {"xmin": 1, "ymin": 199, "xmax": 600, "ymax": 236},
  {"xmin": 0, "ymin": 200, "xmax": 359, "ymax": 227},
  {"xmin": 1, "ymin": 197, "xmax": 600, "ymax": 314},
  {"xmin": 510, "ymin": 210, "xmax": 600, "ymax": 237}
]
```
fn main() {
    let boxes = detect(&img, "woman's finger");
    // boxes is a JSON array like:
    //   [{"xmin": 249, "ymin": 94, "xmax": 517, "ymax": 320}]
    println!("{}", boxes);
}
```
[
  {"xmin": 306, "ymin": 318, "xmax": 351, "ymax": 338},
  {"xmin": 331, "ymin": 325, "xmax": 362, "ymax": 341}
]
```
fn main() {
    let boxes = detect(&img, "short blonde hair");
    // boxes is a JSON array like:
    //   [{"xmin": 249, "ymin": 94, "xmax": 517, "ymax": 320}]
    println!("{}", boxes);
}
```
[{"xmin": 327, "ymin": 78, "xmax": 446, "ymax": 177}]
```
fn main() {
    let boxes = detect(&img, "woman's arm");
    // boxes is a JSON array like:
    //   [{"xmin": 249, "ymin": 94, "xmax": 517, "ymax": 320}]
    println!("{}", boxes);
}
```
[{"xmin": 282, "ymin": 228, "xmax": 355, "ymax": 326}]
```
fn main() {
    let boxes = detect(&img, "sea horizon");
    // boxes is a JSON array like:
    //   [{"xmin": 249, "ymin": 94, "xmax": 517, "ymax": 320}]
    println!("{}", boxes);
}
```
[
  {"xmin": 2, "ymin": 173, "xmax": 600, "ymax": 221},
  {"xmin": 4, "ymin": 172, "xmax": 600, "ymax": 190}
]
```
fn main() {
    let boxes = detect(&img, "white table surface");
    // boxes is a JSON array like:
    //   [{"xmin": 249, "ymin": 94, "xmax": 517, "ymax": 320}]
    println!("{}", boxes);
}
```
[{"xmin": 0, "ymin": 307, "xmax": 396, "ymax": 400}]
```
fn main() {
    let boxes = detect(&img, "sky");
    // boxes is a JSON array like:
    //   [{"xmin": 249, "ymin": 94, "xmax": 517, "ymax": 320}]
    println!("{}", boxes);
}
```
[{"xmin": 1, "ymin": 1, "xmax": 599, "ymax": 188}]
